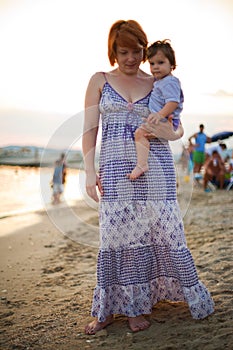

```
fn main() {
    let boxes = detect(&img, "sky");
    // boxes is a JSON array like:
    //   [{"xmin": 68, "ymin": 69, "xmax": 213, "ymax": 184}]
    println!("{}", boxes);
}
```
[{"xmin": 0, "ymin": 0, "xmax": 233, "ymax": 151}]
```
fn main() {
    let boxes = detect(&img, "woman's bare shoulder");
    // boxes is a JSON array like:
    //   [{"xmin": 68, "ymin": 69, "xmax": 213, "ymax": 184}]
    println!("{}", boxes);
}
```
[
  {"xmin": 86, "ymin": 72, "xmax": 107, "ymax": 92},
  {"xmin": 89, "ymin": 71, "xmax": 106, "ymax": 83},
  {"xmin": 89, "ymin": 70, "xmax": 119, "ymax": 90}
]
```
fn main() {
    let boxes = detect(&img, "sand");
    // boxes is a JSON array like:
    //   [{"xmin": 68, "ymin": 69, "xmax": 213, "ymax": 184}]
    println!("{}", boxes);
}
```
[{"xmin": 0, "ymin": 187, "xmax": 233, "ymax": 350}]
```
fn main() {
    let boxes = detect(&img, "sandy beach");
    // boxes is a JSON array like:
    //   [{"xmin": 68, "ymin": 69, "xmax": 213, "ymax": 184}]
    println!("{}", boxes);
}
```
[{"xmin": 0, "ymin": 185, "xmax": 233, "ymax": 349}]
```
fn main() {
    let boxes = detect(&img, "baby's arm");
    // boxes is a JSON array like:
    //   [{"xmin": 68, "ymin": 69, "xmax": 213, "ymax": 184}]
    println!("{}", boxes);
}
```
[{"xmin": 147, "ymin": 101, "xmax": 178, "ymax": 123}]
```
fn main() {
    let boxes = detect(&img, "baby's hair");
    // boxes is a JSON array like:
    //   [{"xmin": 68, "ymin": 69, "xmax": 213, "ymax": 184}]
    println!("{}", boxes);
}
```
[{"xmin": 147, "ymin": 39, "xmax": 176, "ymax": 70}]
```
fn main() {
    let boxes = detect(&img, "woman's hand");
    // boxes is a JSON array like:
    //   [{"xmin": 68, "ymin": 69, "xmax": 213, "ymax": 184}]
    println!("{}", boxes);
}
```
[
  {"xmin": 85, "ymin": 171, "xmax": 103, "ymax": 202},
  {"xmin": 142, "ymin": 114, "xmax": 184, "ymax": 141}
]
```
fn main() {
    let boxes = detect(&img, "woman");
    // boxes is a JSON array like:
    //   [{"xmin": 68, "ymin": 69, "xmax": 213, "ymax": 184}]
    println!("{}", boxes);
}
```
[{"xmin": 82, "ymin": 20, "xmax": 214, "ymax": 334}]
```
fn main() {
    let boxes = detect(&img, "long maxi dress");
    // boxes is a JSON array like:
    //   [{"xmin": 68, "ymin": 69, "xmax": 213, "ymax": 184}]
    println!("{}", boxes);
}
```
[{"xmin": 90, "ymin": 76, "xmax": 214, "ymax": 322}]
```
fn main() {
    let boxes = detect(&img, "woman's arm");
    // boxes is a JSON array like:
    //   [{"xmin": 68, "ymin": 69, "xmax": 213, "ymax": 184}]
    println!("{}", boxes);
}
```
[{"xmin": 82, "ymin": 73, "xmax": 103, "ymax": 202}]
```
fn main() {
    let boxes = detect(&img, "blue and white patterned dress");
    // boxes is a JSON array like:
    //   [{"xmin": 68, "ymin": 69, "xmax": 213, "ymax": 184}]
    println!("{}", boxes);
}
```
[{"xmin": 91, "ymin": 79, "xmax": 214, "ymax": 322}]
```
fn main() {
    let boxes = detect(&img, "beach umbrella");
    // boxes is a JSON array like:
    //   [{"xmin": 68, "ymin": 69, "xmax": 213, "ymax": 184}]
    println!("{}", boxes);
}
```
[{"xmin": 211, "ymin": 131, "xmax": 233, "ymax": 142}]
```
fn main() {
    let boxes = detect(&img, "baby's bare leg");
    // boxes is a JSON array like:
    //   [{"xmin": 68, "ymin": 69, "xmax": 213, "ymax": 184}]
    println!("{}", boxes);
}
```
[{"xmin": 127, "ymin": 127, "xmax": 150, "ymax": 180}]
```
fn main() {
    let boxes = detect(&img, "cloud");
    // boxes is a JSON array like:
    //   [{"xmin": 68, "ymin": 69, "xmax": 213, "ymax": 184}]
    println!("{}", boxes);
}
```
[{"xmin": 204, "ymin": 90, "xmax": 233, "ymax": 97}]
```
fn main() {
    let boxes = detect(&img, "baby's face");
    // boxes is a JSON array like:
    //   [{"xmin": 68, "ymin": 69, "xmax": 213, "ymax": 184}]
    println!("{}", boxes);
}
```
[{"xmin": 148, "ymin": 51, "xmax": 172, "ymax": 80}]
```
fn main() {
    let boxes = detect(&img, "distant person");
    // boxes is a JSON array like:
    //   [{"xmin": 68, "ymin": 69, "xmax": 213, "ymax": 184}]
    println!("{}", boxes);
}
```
[
  {"xmin": 51, "ymin": 159, "xmax": 64, "ymax": 204},
  {"xmin": 218, "ymin": 143, "xmax": 228, "ymax": 161},
  {"xmin": 188, "ymin": 124, "xmax": 211, "ymax": 175},
  {"xmin": 179, "ymin": 140, "xmax": 195, "ymax": 175},
  {"xmin": 226, "ymin": 154, "xmax": 233, "ymax": 190},
  {"xmin": 59, "ymin": 153, "xmax": 67, "ymax": 185},
  {"xmin": 228, "ymin": 153, "xmax": 233, "ymax": 173},
  {"xmin": 179, "ymin": 145, "xmax": 188, "ymax": 172},
  {"xmin": 203, "ymin": 150, "xmax": 226, "ymax": 192},
  {"xmin": 187, "ymin": 140, "xmax": 195, "ymax": 175},
  {"xmin": 205, "ymin": 143, "xmax": 228, "ymax": 162},
  {"xmin": 128, "ymin": 39, "xmax": 184, "ymax": 180}
]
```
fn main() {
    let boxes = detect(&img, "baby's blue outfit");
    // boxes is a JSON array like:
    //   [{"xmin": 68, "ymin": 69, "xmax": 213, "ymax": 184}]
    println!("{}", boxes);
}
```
[{"xmin": 149, "ymin": 75, "xmax": 184, "ymax": 130}]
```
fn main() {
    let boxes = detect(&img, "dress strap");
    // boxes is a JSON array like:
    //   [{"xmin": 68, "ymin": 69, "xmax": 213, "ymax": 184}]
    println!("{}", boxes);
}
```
[{"xmin": 102, "ymin": 72, "xmax": 108, "ymax": 82}]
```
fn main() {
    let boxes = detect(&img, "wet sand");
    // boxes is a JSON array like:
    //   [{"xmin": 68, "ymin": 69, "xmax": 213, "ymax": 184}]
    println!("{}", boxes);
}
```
[{"xmin": 0, "ymin": 187, "xmax": 233, "ymax": 349}]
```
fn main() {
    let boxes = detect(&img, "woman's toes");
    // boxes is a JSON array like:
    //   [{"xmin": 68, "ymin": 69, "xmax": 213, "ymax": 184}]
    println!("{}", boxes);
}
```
[
  {"xmin": 85, "ymin": 316, "xmax": 113, "ymax": 335},
  {"xmin": 128, "ymin": 316, "xmax": 150, "ymax": 332}
]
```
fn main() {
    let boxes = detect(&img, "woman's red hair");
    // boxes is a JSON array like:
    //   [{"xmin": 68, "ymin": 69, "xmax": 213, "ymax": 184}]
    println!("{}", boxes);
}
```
[{"xmin": 108, "ymin": 20, "xmax": 148, "ymax": 66}]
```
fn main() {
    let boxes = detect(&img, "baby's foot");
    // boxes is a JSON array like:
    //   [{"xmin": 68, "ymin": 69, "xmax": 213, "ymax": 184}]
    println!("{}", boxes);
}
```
[
  {"xmin": 128, "ymin": 316, "xmax": 150, "ymax": 332},
  {"xmin": 127, "ymin": 164, "xmax": 148, "ymax": 180},
  {"xmin": 84, "ymin": 315, "xmax": 113, "ymax": 335}
]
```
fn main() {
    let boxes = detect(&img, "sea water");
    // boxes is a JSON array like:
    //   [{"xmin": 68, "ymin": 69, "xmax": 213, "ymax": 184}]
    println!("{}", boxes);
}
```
[{"xmin": 0, "ymin": 165, "xmax": 84, "ymax": 218}]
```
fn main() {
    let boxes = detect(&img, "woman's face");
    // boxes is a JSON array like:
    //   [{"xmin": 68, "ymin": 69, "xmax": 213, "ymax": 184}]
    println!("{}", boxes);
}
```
[{"xmin": 116, "ymin": 46, "xmax": 143, "ymax": 75}]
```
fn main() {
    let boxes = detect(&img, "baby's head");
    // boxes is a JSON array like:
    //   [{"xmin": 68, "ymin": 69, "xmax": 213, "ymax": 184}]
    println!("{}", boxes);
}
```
[{"xmin": 147, "ymin": 39, "xmax": 176, "ymax": 71}]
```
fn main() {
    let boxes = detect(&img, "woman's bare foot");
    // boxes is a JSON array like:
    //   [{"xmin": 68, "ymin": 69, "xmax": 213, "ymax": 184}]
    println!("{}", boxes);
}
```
[
  {"xmin": 85, "ymin": 315, "xmax": 114, "ymax": 335},
  {"xmin": 128, "ymin": 315, "xmax": 150, "ymax": 332},
  {"xmin": 127, "ymin": 164, "xmax": 149, "ymax": 180}
]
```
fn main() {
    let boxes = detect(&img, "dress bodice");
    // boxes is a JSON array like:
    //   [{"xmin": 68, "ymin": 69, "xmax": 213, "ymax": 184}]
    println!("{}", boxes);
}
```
[
  {"xmin": 99, "ymin": 82, "xmax": 151, "ymax": 128},
  {"xmin": 97, "ymin": 81, "xmax": 177, "ymax": 202}
]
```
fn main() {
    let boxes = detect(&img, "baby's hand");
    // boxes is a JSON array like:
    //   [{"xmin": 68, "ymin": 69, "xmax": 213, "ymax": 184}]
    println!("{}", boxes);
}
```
[{"xmin": 147, "ymin": 112, "xmax": 162, "ymax": 124}]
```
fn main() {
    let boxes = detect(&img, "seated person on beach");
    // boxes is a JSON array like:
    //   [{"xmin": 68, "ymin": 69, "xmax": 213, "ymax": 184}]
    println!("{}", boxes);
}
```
[
  {"xmin": 228, "ymin": 155, "xmax": 233, "ymax": 173},
  {"xmin": 128, "ymin": 40, "xmax": 184, "ymax": 180},
  {"xmin": 224, "ymin": 153, "xmax": 233, "ymax": 186},
  {"xmin": 205, "ymin": 143, "xmax": 228, "ymax": 162},
  {"xmin": 203, "ymin": 150, "xmax": 226, "ymax": 191},
  {"xmin": 51, "ymin": 160, "xmax": 64, "ymax": 204}
]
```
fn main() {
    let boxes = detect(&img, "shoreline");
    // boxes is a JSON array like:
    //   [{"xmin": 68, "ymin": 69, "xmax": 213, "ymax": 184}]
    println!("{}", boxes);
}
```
[
  {"xmin": 0, "ymin": 165, "xmax": 85, "ymax": 221},
  {"xmin": 0, "ymin": 189, "xmax": 232, "ymax": 349}
]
